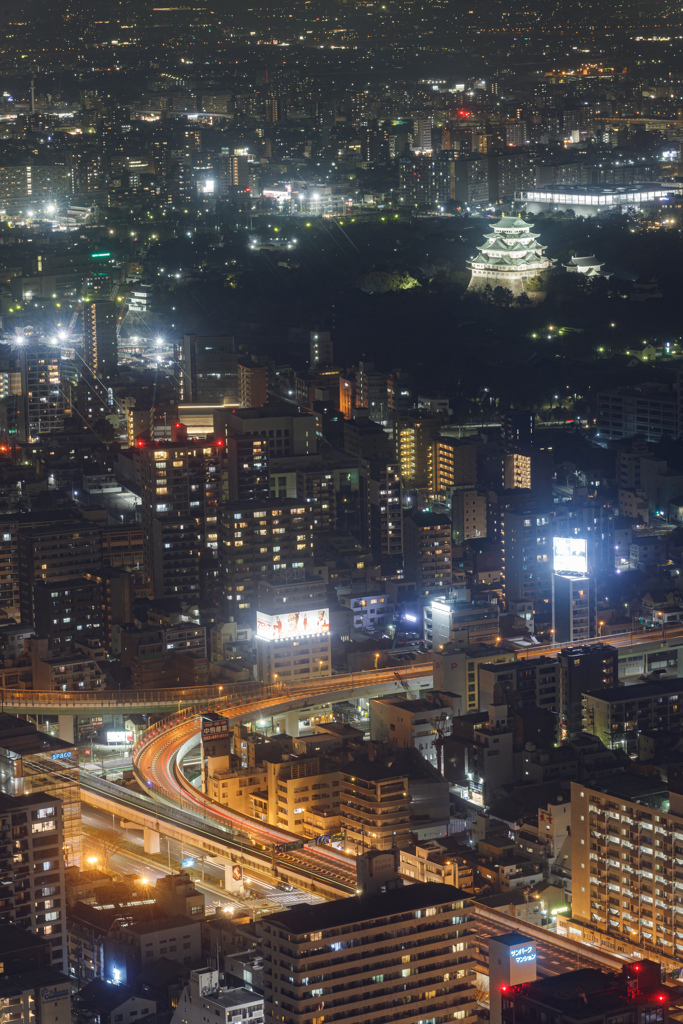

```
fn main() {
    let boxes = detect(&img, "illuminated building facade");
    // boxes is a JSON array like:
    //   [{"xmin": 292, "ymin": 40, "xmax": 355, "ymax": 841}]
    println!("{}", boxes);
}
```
[
  {"xmin": 570, "ymin": 777, "xmax": 683, "ymax": 964},
  {"xmin": 467, "ymin": 216, "xmax": 553, "ymax": 297},
  {"xmin": 260, "ymin": 883, "xmax": 478, "ymax": 1024},
  {"xmin": 255, "ymin": 578, "xmax": 330, "ymax": 686}
]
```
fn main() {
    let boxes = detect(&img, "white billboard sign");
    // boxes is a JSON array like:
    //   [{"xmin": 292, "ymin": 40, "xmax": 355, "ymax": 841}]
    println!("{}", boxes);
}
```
[
  {"xmin": 256, "ymin": 608, "xmax": 329, "ymax": 642},
  {"xmin": 553, "ymin": 537, "xmax": 588, "ymax": 574}
]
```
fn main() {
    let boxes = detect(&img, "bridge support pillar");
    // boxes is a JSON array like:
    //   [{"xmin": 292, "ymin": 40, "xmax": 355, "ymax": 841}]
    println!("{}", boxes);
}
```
[
  {"xmin": 58, "ymin": 715, "xmax": 74, "ymax": 744},
  {"xmin": 143, "ymin": 827, "xmax": 160, "ymax": 855}
]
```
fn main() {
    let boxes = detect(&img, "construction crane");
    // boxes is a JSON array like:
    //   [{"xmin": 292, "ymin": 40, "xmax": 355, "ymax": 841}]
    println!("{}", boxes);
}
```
[
  {"xmin": 431, "ymin": 711, "xmax": 450, "ymax": 775},
  {"xmin": 394, "ymin": 671, "xmax": 419, "ymax": 701}
]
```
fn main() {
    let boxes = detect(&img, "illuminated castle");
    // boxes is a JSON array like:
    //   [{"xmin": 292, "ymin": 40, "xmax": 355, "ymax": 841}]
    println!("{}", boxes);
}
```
[{"xmin": 467, "ymin": 216, "xmax": 553, "ymax": 297}]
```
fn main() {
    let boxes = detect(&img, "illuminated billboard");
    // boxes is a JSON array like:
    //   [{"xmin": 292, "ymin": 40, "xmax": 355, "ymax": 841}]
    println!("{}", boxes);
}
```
[
  {"xmin": 553, "ymin": 537, "xmax": 588, "ymax": 574},
  {"xmin": 256, "ymin": 608, "xmax": 330, "ymax": 642}
]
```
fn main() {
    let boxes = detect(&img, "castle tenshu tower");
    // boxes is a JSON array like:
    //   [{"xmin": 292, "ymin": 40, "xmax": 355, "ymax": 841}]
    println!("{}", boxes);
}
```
[{"xmin": 467, "ymin": 216, "xmax": 553, "ymax": 297}]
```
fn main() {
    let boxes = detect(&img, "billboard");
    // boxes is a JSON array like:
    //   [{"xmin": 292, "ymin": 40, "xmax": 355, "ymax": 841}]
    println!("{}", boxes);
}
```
[
  {"xmin": 256, "ymin": 608, "xmax": 329, "ymax": 642},
  {"xmin": 106, "ymin": 731, "xmax": 134, "ymax": 745},
  {"xmin": 553, "ymin": 537, "xmax": 588, "ymax": 574}
]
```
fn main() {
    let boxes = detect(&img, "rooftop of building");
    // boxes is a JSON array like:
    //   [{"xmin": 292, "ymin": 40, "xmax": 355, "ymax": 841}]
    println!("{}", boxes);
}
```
[
  {"xmin": 0, "ymin": 789, "xmax": 62, "ymax": 812},
  {"xmin": 486, "ymin": 927, "xmax": 534, "ymax": 944},
  {"xmin": 0, "ymin": 924, "xmax": 49, "ymax": 956},
  {"xmin": 77, "ymin": 978, "xmax": 151, "ymax": 1014},
  {"xmin": 206, "ymin": 986, "xmax": 263, "ymax": 1009},
  {"xmin": 575, "ymin": 773, "xmax": 669, "ymax": 807},
  {"xmin": 261, "ymin": 882, "xmax": 470, "ymax": 934},
  {"xmin": 405, "ymin": 510, "xmax": 452, "ymax": 527},
  {"xmin": 515, "ymin": 967, "xmax": 665, "ymax": 1016},
  {"xmin": 224, "ymin": 404, "xmax": 312, "ymax": 422},
  {"xmin": 586, "ymin": 678, "xmax": 683, "ymax": 703},
  {"xmin": 525, "ymin": 182, "xmax": 683, "ymax": 198},
  {"xmin": 0, "ymin": 967, "xmax": 70, "ymax": 998}
]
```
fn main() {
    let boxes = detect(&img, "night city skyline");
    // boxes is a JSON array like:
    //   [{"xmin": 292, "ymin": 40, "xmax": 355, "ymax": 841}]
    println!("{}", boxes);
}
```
[{"xmin": 1, "ymin": 1, "xmax": 683, "ymax": 1023}]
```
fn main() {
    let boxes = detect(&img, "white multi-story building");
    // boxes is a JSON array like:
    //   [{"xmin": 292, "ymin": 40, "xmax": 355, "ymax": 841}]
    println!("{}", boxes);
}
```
[{"xmin": 172, "ymin": 970, "xmax": 264, "ymax": 1024}]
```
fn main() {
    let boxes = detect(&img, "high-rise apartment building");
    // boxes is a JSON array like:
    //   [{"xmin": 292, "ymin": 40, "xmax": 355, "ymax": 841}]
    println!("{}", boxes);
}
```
[
  {"xmin": 259, "ymin": 882, "xmax": 478, "ymax": 1024},
  {"xmin": 570, "ymin": 777, "xmax": 683, "ymax": 965},
  {"xmin": 500, "ymin": 508, "xmax": 553, "ymax": 609},
  {"xmin": 219, "ymin": 501, "xmax": 315, "ymax": 615},
  {"xmin": 226, "ymin": 434, "xmax": 269, "ymax": 503},
  {"xmin": 17, "ymin": 343, "xmax": 64, "ymax": 443},
  {"xmin": 82, "ymin": 300, "xmax": 117, "ymax": 379},
  {"xmin": 431, "ymin": 438, "xmax": 477, "ymax": 497},
  {"xmin": 452, "ymin": 488, "xmax": 487, "ymax": 545},
  {"xmin": 403, "ymin": 511, "xmax": 452, "ymax": 594},
  {"xmin": 0, "ymin": 792, "xmax": 68, "ymax": 973},
  {"xmin": 557, "ymin": 643, "xmax": 618, "ymax": 740},
  {"xmin": 238, "ymin": 363, "xmax": 269, "ymax": 409},
  {"xmin": 136, "ymin": 441, "xmax": 209, "ymax": 599},
  {"xmin": 309, "ymin": 331, "xmax": 333, "ymax": 369},
  {"xmin": 359, "ymin": 460, "xmax": 403, "ymax": 576},
  {"xmin": 17, "ymin": 521, "xmax": 102, "ymax": 625},
  {"xmin": 340, "ymin": 760, "xmax": 412, "ymax": 854},
  {"xmin": 393, "ymin": 412, "xmax": 440, "ymax": 489}
]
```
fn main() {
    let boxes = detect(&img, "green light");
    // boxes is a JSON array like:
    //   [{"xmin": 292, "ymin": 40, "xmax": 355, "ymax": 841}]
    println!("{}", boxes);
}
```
[{"xmin": 91, "ymin": 252, "xmax": 111, "ymax": 259}]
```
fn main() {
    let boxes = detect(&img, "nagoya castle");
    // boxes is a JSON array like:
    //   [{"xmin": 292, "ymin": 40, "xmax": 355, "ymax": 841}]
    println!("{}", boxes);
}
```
[{"xmin": 467, "ymin": 215, "xmax": 553, "ymax": 297}]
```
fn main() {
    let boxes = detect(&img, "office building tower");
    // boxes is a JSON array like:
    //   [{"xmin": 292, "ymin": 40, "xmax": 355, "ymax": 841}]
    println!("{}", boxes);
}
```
[
  {"xmin": 179, "ymin": 334, "xmax": 239, "ymax": 404},
  {"xmin": 260, "ymin": 883, "xmax": 478, "ymax": 1024},
  {"xmin": 359, "ymin": 460, "xmax": 403, "ymax": 576},
  {"xmin": 17, "ymin": 521, "xmax": 102, "ymax": 626},
  {"xmin": 255, "ymin": 578, "xmax": 331, "ymax": 686},
  {"xmin": 0, "ymin": 792, "xmax": 68, "ymax": 972},
  {"xmin": 403, "ymin": 511, "xmax": 452, "ymax": 594},
  {"xmin": 215, "ymin": 407, "xmax": 317, "ymax": 459},
  {"xmin": 82, "ymin": 300, "xmax": 117, "ymax": 379},
  {"xmin": 219, "ymin": 501, "xmax": 315, "ymax": 615},
  {"xmin": 238, "ymin": 363, "xmax": 269, "ymax": 409},
  {"xmin": 557, "ymin": 643, "xmax": 618, "ymax": 740},
  {"xmin": 309, "ymin": 331, "xmax": 333, "ymax": 369},
  {"xmin": 136, "ymin": 441, "xmax": 208, "ymax": 599}
]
